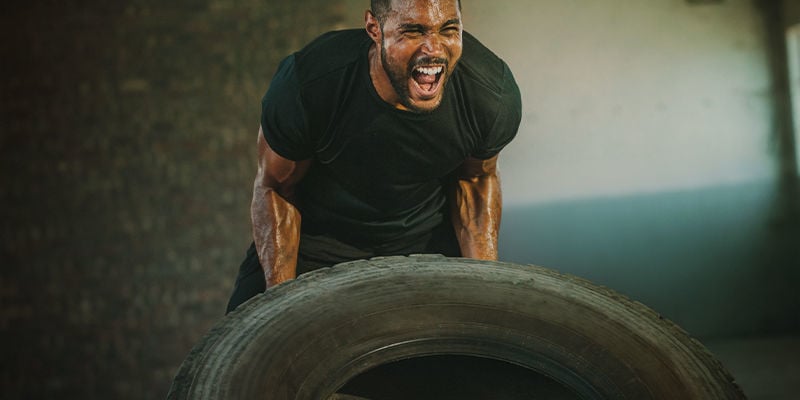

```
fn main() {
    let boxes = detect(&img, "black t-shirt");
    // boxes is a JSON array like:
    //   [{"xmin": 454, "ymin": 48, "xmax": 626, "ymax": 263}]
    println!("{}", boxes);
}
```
[{"xmin": 261, "ymin": 29, "xmax": 521, "ymax": 250}]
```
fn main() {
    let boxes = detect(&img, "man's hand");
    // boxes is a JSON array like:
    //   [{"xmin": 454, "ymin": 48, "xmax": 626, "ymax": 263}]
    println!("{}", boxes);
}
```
[
  {"xmin": 251, "ymin": 127, "xmax": 311, "ymax": 288},
  {"xmin": 449, "ymin": 155, "xmax": 502, "ymax": 260}
]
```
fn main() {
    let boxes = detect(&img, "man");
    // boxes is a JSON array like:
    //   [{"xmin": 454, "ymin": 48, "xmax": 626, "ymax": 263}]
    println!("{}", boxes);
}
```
[{"xmin": 227, "ymin": 0, "xmax": 521, "ymax": 313}]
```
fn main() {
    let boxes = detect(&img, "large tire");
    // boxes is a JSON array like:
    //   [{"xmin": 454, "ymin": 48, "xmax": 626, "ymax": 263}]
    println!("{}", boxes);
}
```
[{"xmin": 168, "ymin": 255, "xmax": 745, "ymax": 399}]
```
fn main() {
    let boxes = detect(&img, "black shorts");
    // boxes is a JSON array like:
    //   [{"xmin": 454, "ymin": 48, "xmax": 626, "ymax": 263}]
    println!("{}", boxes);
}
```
[{"xmin": 225, "ymin": 222, "xmax": 461, "ymax": 313}]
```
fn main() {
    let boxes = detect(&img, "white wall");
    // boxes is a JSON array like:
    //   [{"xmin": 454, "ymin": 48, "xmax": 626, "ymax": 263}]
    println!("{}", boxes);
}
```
[{"xmin": 463, "ymin": 0, "xmax": 776, "ymax": 205}]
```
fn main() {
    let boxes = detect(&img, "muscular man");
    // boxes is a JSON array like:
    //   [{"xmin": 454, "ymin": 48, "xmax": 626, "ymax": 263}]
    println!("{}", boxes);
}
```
[{"xmin": 227, "ymin": 0, "xmax": 521, "ymax": 312}]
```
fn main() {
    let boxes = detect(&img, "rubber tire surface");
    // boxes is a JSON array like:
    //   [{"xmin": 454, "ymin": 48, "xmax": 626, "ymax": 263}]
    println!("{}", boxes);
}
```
[{"xmin": 168, "ymin": 255, "xmax": 745, "ymax": 399}]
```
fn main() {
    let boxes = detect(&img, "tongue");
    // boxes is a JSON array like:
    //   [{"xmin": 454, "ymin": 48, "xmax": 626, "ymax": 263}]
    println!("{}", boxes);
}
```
[
  {"xmin": 414, "ymin": 73, "xmax": 437, "ymax": 92},
  {"xmin": 419, "ymin": 83, "xmax": 434, "ymax": 91},
  {"xmin": 415, "ymin": 73, "xmax": 437, "ymax": 84}
]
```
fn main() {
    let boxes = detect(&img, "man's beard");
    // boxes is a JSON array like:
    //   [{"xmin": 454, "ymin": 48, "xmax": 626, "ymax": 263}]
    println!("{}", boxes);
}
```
[{"xmin": 381, "ymin": 44, "xmax": 449, "ymax": 113}]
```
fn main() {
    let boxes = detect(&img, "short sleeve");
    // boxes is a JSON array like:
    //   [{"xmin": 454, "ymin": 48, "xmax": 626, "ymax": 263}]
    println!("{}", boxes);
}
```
[
  {"xmin": 260, "ymin": 55, "xmax": 314, "ymax": 160},
  {"xmin": 472, "ymin": 63, "xmax": 522, "ymax": 160}
]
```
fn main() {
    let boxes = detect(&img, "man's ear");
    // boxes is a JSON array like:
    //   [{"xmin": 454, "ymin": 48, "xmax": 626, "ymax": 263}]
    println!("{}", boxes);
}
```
[{"xmin": 365, "ymin": 10, "xmax": 382, "ymax": 44}]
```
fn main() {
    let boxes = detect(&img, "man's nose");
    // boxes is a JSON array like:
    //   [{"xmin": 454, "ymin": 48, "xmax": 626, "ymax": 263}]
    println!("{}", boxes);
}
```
[{"xmin": 421, "ymin": 34, "xmax": 444, "ymax": 56}]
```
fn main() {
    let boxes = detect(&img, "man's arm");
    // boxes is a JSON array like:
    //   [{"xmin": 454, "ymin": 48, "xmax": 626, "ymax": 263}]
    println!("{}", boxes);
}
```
[
  {"xmin": 449, "ymin": 155, "xmax": 503, "ymax": 260},
  {"xmin": 251, "ymin": 126, "xmax": 311, "ymax": 288}
]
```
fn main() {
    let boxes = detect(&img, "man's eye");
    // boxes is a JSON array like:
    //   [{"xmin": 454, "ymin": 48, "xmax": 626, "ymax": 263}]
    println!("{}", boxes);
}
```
[{"xmin": 404, "ymin": 30, "xmax": 424, "ymax": 36}]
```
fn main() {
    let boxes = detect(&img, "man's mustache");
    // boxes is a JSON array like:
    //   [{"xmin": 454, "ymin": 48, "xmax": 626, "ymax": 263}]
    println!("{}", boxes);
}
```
[{"xmin": 409, "ymin": 57, "xmax": 449, "ymax": 71}]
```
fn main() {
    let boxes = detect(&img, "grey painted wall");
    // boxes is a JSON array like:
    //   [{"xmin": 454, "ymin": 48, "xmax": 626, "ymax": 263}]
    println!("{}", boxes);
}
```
[
  {"xmin": 468, "ymin": 0, "xmax": 799, "ymax": 338},
  {"xmin": 479, "ymin": 0, "xmax": 799, "ymax": 338}
]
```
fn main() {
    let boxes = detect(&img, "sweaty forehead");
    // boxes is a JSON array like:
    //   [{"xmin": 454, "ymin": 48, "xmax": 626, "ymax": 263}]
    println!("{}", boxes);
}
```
[{"xmin": 386, "ymin": 0, "xmax": 461, "ymax": 26}]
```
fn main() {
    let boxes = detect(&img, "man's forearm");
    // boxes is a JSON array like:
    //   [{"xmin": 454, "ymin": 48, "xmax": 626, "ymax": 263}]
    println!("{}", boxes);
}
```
[
  {"xmin": 251, "ymin": 187, "xmax": 301, "ymax": 287},
  {"xmin": 450, "ymin": 172, "xmax": 502, "ymax": 260}
]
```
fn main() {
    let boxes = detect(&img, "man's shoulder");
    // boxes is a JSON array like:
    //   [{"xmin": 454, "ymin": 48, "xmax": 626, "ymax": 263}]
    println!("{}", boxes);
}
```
[
  {"xmin": 457, "ymin": 31, "xmax": 516, "ymax": 97},
  {"xmin": 291, "ymin": 29, "xmax": 369, "ymax": 84}
]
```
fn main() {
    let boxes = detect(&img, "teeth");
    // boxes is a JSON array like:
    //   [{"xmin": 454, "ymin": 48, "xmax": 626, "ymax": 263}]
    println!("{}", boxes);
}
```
[{"xmin": 415, "ymin": 66, "xmax": 443, "ymax": 75}]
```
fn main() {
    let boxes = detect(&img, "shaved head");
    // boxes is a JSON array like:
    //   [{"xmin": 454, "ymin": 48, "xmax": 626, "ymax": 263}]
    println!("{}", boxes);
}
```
[{"xmin": 370, "ymin": 0, "xmax": 462, "ymax": 25}]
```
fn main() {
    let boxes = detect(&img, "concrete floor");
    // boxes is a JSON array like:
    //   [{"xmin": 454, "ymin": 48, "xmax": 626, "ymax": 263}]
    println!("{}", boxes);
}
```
[{"xmin": 705, "ymin": 335, "xmax": 800, "ymax": 400}]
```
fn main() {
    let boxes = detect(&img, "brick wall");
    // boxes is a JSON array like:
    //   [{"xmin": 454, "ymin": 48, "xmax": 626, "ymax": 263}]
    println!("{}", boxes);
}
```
[{"xmin": 1, "ymin": 1, "xmax": 353, "ymax": 398}]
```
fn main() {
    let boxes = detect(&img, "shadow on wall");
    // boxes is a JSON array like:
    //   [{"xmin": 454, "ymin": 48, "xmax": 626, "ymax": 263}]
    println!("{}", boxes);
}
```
[{"xmin": 499, "ymin": 179, "xmax": 800, "ymax": 339}]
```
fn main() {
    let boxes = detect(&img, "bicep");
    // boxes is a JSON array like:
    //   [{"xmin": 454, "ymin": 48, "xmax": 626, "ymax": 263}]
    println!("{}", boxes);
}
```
[
  {"xmin": 255, "ymin": 126, "xmax": 311, "ymax": 196},
  {"xmin": 455, "ymin": 155, "xmax": 499, "ymax": 180}
]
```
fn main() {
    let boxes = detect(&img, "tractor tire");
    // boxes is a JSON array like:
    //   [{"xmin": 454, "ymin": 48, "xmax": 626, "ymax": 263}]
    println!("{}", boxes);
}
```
[{"xmin": 167, "ymin": 255, "xmax": 745, "ymax": 400}]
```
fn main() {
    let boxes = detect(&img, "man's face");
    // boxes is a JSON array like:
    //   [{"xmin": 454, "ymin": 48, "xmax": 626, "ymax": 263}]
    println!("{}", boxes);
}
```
[{"xmin": 378, "ymin": 0, "xmax": 463, "ymax": 113}]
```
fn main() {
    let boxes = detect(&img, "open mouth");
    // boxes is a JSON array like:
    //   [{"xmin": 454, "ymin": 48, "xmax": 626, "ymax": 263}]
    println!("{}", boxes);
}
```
[{"xmin": 410, "ymin": 65, "xmax": 444, "ymax": 99}]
